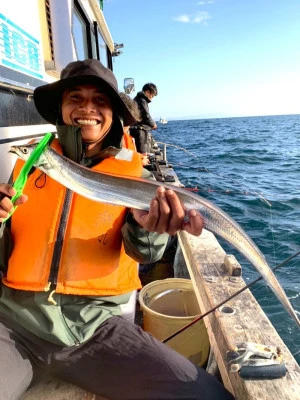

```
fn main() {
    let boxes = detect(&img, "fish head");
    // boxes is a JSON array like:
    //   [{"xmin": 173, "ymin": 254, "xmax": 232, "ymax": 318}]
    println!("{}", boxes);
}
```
[
  {"xmin": 9, "ymin": 144, "xmax": 50, "ymax": 169},
  {"xmin": 10, "ymin": 144, "xmax": 36, "ymax": 160}
]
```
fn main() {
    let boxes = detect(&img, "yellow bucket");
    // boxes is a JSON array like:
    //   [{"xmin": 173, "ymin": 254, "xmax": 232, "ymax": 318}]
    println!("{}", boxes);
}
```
[{"xmin": 139, "ymin": 278, "xmax": 210, "ymax": 367}]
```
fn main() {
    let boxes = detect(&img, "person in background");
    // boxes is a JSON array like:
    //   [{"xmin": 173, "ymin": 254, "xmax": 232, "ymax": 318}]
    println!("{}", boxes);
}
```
[
  {"xmin": 130, "ymin": 82, "xmax": 158, "ymax": 154},
  {"xmin": 119, "ymin": 92, "xmax": 148, "ymax": 166},
  {"xmin": 0, "ymin": 59, "xmax": 233, "ymax": 400},
  {"xmin": 119, "ymin": 92, "xmax": 141, "ymax": 133}
]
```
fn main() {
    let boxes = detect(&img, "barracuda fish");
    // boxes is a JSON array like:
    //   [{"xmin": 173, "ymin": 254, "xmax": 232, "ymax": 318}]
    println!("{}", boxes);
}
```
[{"xmin": 10, "ymin": 144, "xmax": 300, "ymax": 328}]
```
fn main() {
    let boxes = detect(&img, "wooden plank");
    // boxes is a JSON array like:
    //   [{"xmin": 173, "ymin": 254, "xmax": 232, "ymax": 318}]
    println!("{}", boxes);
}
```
[{"xmin": 178, "ymin": 229, "xmax": 300, "ymax": 400}]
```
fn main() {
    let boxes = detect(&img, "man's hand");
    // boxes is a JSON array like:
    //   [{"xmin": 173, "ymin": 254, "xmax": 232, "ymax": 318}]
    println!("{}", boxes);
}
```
[
  {"xmin": 0, "ymin": 184, "xmax": 28, "ymax": 222},
  {"xmin": 140, "ymin": 153, "xmax": 149, "ymax": 166},
  {"xmin": 131, "ymin": 187, "xmax": 203, "ymax": 236}
]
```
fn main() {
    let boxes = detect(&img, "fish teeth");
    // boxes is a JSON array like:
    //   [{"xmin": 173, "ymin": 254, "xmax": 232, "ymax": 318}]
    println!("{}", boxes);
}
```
[{"xmin": 77, "ymin": 119, "xmax": 98, "ymax": 126}]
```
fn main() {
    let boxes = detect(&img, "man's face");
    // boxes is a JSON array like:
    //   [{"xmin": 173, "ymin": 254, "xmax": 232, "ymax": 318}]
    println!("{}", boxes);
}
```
[
  {"xmin": 144, "ymin": 90, "xmax": 155, "ymax": 101},
  {"xmin": 61, "ymin": 84, "xmax": 113, "ymax": 143}
]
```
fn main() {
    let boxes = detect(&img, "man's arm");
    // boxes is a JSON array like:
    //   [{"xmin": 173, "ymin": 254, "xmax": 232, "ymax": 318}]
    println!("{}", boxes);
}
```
[{"xmin": 122, "ymin": 218, "xmax": 169, "ymax": 264}]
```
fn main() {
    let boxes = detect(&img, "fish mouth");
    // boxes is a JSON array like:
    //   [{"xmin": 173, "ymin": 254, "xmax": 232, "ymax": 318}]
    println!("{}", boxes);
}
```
[
  {"xmin": 74, "ymin": 118, "xmax": 100, "ymax": 126},
  {"xmin": 9, "ymin": 146, "xmax": 18, "ymax": 155}
]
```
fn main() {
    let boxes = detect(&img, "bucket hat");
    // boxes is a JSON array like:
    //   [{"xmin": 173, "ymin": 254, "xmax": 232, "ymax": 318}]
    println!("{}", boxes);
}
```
[{"xmin": 34, "ymin": 59, "xmax": 136, "ymax": 126}]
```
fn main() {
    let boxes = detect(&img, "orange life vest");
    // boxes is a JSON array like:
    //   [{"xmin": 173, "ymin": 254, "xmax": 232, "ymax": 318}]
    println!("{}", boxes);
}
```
[
  {"xmin": 3, "ymin": 138, "xmax": 143, "ymax": 296},
  {"xmin": 122, "ymin": 131, "xmax": 136, "ymax": 151}
]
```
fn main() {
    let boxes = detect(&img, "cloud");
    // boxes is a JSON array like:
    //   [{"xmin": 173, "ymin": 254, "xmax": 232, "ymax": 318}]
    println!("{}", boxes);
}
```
[
  {"xmin": 173, "ymin": 14, "xmax": 190, "ymax": 23},
  {"xmin": 194, "ymin": 12, "xmax": 211, "ymax": 24},
  {"xmin": 197, "ymin": 1, "xmax": 215, "ymax": 4},
  {"xmin": 173, "ymin": 12, "xmax": 211, "ymax": 24}
]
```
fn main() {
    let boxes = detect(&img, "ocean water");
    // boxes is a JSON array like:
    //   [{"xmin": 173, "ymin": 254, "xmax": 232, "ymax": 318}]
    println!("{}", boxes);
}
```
[{"xmin": 153, "ymin": 114, "xmax": 300, "ymax": 364}]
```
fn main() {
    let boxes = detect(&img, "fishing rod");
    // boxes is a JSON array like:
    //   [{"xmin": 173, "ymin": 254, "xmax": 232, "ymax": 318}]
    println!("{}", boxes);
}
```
[{"xmin": 163, "ymin": 250, "xmax": 300, "ymax": 343}]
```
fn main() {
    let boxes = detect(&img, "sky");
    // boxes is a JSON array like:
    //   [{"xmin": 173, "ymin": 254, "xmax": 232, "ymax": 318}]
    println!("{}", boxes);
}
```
[{"xmin": 102, "ymin": 0, "xmax": 300, "ymax": 121}]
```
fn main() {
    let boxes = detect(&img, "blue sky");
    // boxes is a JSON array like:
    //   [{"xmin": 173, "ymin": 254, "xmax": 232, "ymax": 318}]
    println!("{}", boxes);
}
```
[{"xmin": 103, "ymin": 0, "xmax": 300, "ymax": 121}]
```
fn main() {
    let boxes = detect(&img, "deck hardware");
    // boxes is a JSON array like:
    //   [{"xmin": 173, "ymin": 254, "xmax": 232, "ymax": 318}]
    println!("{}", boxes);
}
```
[
  {"xmin": 226, "ymin": 342, "xmax": 286, "ymax": 379},
  {"xmin": 229, "ymin": 364, "xmax": 240, "ymax": 373},
  {"xmin": 229, "ymin": 276, "xmax": 242, "ymax": 283},
  {"xmin": 219, "ymin": 306, "xmax": 235, "ymax": 315},
  {"xmin": 205, "ymin": 276, "xmax": 217, "ymax": 283},
  {"xmin": 224, "ymin": 254, "xmax": 242, "ymax": 277},
  {"xmin": 164, "ymin": 174, "xmax": 176, "ymax": 182}
]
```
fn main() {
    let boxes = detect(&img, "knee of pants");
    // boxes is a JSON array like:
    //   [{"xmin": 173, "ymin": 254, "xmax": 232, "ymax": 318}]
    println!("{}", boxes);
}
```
[
  {"xmin": 0, "ymin": 321, "xmax": 34, "ymax": 399},
  {"xmin": 0, "ymin": 353, "xmax": 33, "ymax": 400}
]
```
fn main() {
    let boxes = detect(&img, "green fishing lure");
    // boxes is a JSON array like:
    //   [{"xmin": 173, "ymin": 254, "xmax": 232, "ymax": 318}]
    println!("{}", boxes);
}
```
[{"xmin": 3, "ymin": 132, "xmax": 54, "ymax": 222}]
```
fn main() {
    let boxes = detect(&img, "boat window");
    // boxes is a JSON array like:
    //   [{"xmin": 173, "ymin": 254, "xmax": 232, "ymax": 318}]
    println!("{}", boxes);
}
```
[
  {"xmin": 31, "ymin": 0, "xmax": 111, "ymax": 77},
  {"xmin": 73, "ymin": 7, "xmax": 89, "ymax": 60},
  {"xmin": 97, "ymin": 30, "xmax": 108, "ymax": 67},
  {"xmin": 92, "ymin": 21, "xmax": 109, "ymax": 68}
]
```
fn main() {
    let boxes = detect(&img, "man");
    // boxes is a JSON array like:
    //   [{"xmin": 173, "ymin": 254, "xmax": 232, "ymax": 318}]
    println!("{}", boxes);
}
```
[
  {"xmin": 130, "ymin": 82, "xmax": 158, "ymax": 154},
  {"xmin": 119, "ymin": 92, "xmax": 149, "ymax": 165},
  {"xmin": 0, "ymin": 59, "xmax": 233, "ymax": 400}
]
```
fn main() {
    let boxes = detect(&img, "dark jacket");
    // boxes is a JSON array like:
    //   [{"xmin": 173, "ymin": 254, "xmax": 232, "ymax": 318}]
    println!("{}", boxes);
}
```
[{"xmin": 133, "ymin": 91, "xmax": 156, "ymax": 131}]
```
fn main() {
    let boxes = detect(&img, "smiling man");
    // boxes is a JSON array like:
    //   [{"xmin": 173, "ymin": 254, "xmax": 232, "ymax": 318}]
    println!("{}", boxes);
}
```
[
  {"xmin": 0, "ymin": 59, "xmax": 233, "ymax": 400},
  {"xmin": 61, "ymin": 84, "xmax": 113, "ymax": 150}
]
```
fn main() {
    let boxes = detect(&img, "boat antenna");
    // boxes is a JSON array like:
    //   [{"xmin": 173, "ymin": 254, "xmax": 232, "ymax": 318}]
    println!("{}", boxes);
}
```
[{"xmin": 162, "ymin": 250, "xmax": 300, "ymax": 343}]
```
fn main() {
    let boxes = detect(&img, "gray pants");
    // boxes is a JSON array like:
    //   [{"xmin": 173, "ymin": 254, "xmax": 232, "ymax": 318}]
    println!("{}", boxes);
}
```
[{"xmin": 0, "ymin": 314, "xmax": 234, "ymax": 400}]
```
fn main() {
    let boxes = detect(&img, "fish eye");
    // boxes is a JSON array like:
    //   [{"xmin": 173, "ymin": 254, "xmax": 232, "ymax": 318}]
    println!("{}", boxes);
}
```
[{"xmin": 22, "ymin": 147, "xmax": 29, "ymax": 154}]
